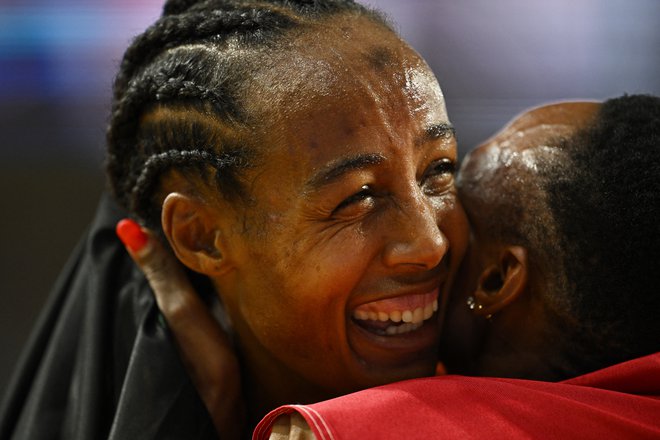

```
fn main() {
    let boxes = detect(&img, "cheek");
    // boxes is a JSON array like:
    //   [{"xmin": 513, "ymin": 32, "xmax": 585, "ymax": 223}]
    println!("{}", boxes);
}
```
[
  {"xmin": 435, "ymin": 194, "xmax": 469, "ymax": 269},
  {"xmin": 237, "ymin": 234, "xmax": 371, "ymax": 350}
]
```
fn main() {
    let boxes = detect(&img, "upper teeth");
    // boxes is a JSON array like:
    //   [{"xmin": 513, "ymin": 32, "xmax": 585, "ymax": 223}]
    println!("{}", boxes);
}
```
[{"xmin": 352, "ymin": 299, "xmax": 438, "ymax": 325}]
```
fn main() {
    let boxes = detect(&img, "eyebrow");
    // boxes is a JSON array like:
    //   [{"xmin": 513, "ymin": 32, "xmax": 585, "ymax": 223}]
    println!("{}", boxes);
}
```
[
  {"xmin": 420, "ymin": 123, "xmax": 456, "ymax": 145},
  {"xmin": 305, "ymin": 153, "xmax": 386, "ymax": 191},
  {"xmin": 304, "ymin": 123, "xmax": 454, "ymax": 191}
]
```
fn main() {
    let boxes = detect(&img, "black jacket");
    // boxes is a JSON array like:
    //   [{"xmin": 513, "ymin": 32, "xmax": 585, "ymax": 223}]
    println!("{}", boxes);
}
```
[{"xmin": 0, "ymin": 193, "xmax": 218, "ymax": 439}]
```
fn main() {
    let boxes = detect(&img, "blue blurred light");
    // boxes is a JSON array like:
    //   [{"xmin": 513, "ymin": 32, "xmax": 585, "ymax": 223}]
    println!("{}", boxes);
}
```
[{"xmin": 0, "ymin": 4, "xmax": 161, "ymax": 98}]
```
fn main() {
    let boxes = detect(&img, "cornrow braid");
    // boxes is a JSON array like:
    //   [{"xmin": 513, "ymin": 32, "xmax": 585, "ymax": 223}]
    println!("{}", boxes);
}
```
[
  {"xmin": 162, "ymin": 0, "xmax": 368, "ymax": 18},
  {"xmin": 131, "ymin": 149, "xmax": 250, "ymax": 227},
  {"xmin": 112, "ymin": 8, "xmax": 296, "ymax": 104},
  {"xmin": 107, "ymin": 49, "xmax": 240, "ymax": 211},
  {"xmin": 163, "ymin": 0, "xmax": 205, "ymax": 15},
  {"xmin": 105, "ymin": 0, "xmax": 387, "ymax": 229}
]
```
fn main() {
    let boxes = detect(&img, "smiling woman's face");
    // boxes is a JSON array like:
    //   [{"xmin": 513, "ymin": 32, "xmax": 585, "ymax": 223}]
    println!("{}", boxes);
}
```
[{"xmin": 214, "ymin": 16, "xmax": 468, "ymax": 399}]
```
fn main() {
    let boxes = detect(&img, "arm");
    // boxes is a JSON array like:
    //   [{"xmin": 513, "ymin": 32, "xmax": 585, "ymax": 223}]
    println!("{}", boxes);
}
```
[{"xmin": 116, "ymin": 219, "xmax": 245, "ymax": 439}]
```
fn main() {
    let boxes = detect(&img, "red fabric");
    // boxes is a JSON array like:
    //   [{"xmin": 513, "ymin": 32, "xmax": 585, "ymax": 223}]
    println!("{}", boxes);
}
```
[{"xmin": 253, "ymin": 352, "xmax": 660, "ymax": 439}]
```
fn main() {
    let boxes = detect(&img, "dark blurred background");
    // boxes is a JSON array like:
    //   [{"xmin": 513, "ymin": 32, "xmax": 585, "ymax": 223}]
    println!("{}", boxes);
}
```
[{"xmin": 1, "ymin": 0, "xmax": 659, "ymax": 397}]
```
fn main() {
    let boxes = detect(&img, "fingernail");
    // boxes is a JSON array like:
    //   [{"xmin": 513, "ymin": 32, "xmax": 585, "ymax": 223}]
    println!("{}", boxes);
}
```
[{"xmin": 116, "ymin": 219, "xmax": 149, "ymax": 253}]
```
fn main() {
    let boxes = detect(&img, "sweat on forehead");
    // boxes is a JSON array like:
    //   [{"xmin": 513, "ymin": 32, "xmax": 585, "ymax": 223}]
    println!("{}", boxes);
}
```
[
  {"xmin": 459, "ymin": 101, "xmax": 601, "ymax": 182},
  {"xmin": 106, "ymin": 1, "xmax": 397, "ymax": 226},
  {"xmin": 455, "ymin": 101, "xmax": 602, "ymax": 251},
  {"xmin": 242, "ymin": 15, "xmax": 423, "ymax": 120},
  {"xmin": 487, "ymin": 101, "xmax": 600, "ymax": 147}
]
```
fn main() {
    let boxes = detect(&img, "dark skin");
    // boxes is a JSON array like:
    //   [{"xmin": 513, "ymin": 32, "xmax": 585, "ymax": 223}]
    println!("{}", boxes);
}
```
[
  {"xmin": 120, "ymin": 14, "xmax": 468, "ymax": 436},
  {"xmin": 441, "ymin": 101, "xmax": 602, "ymax": 380},
  {"xmin": 121, "ymin": 229, "xmax": 245, "ymax": 439},
  {"xmin": 121, "ymin": 102, "xmax": 604, "ymax": 439},
  {"xmin": 259, "ymin": 101, "xmax": 609, "ymax": 437}
]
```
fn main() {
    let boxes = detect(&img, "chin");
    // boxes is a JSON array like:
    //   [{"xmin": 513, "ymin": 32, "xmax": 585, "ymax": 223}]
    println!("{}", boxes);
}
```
[{"xmin": 349, "ymin": 349, "xmax": 439, "ymax": 394}]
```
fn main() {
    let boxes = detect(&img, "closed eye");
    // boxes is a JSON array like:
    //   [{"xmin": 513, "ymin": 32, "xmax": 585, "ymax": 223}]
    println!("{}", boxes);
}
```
[
  {"xmin": 332, "ymin": 184, "xmax": 375, "ymax": 217},
  {"xmin": 422, "ymin": 158, "xmax": 455, "ymax": 195}
]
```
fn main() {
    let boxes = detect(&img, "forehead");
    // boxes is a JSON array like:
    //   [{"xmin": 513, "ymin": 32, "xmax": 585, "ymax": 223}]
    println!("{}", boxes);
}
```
[
  {"xmin": 461, "ymin": 101, "xmax": 600, "ymax": 174},
  {"xmin": 457, "ymin": 101, "xmax": 600, "ymax": 206},
  {"xmin": 479, "ymin": 101, "xmax": 601, "ymax": 154},
  {"xmin": 245, "ymin": 14, "xmax": 450, "ymax": 173},
  {"xmin": 248, "ymin": 14, "xmax": 447, "ymax": 127}
]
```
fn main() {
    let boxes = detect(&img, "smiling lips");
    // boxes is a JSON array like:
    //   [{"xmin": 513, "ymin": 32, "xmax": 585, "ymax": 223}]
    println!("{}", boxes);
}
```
[{"xmin": 352, "ymin": 289, "xmax": 439, "ymax": 336}]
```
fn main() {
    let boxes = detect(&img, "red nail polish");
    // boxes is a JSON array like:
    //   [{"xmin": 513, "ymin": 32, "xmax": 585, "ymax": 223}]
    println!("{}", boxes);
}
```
[{"xmin": 116, "ymin": 219, "xmax": 148, "ymax": 253}]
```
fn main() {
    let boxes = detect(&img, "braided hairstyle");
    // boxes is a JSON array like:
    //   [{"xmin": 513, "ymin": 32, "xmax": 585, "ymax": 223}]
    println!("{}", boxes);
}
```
[{"xmin": 106, "ymin": 0, "xmax": 388, "ymax": 229}]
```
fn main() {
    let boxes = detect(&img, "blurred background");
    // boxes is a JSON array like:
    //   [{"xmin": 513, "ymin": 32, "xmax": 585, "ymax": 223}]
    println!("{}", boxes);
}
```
[{"xmin": 1, "ymin": 0, "xmax": 659, "ymax": 397}]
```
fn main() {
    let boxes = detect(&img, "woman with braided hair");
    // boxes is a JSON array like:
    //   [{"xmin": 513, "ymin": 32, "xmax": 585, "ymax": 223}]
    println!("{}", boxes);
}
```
[{"xmin": 0, "ymin": 0, "xmax": 468, "ymax": 438}]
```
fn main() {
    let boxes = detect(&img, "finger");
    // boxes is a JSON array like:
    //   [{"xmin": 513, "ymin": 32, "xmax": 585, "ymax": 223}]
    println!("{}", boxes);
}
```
[
  {"xmin": 115, "ymin": 218, "xmax": 233, "ymax": 348},
  {"xmin": 116, "ymin": 218, "xmax": 194, "ymax": 317}
]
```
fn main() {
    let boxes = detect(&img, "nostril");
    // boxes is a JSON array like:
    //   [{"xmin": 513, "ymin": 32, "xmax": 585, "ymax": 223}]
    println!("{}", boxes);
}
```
[
  {"xmin": 382, "ymin": 195, "xmax": 448, "ymax": 269},
  {"xmin": 383, "ymin": 226, "xmax": 447, "ymax": 269}
]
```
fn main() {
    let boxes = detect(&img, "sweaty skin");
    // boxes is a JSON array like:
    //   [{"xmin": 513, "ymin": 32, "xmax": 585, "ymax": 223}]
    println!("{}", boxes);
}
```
[
  {"xmin": 123, "ymin": 95, "xmax": 602, "ymax": 440},
  {"xmin": 157, "ymin": 14, "xmax": 468, "ymax": 426},
  {"xmin": 212, "ymin": 15, "xmax": 467, "ymax": 412},
  {"xmin": 441, "ymin": 101, "xmax": 601, "ymax": 379},
  {"xmin": 257, "ymin": 100, "xmax": 604, "ymax": 440}
]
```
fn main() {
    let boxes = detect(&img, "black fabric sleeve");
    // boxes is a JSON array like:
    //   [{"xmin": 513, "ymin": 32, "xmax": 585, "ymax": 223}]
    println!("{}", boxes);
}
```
[{"xmin": 0, "ymin": 193, "xmax": 218, "ymax": 440}]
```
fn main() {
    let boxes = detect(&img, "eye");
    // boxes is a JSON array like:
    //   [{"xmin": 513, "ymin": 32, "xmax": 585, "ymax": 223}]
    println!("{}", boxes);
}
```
[
  {"xmin": 332, "ymin": 184, "xmax": 375, "ymax": 217},
  {"xmin": 422, "ymin": 158, "xmax": 455, "ymax": 195}
]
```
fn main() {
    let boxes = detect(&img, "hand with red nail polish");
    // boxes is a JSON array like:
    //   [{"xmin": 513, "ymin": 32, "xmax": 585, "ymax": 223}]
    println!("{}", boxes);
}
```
[
  {"xmin": 115, "ymin": 219, "xmax": 244, "ymax": 439},
  {"xmin": 116, "ymin": 219, "xmax": 149, "ymax": 254}
]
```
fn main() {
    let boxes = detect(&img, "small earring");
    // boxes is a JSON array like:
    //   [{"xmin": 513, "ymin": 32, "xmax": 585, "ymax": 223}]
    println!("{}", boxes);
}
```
[
  {"xmin": 467, "ymin": 296, "xmax": 492, "ymax": 320},
  {"xmin": 466, "ymin": 296, "xmax": 483, "ymax": 311}
]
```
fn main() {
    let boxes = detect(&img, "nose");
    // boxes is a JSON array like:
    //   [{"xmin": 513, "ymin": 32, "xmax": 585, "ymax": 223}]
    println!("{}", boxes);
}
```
[{"xmin": 382, "ymin": 193, "xmax": 448, "ymax": 270}]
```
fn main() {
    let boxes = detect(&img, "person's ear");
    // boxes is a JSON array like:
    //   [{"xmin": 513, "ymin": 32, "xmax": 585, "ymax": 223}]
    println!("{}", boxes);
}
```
[
  {"xmin": 161, "ymin": 192, "xmax": 233, "ymax": 277},
  {"xmin": 471, "ymin": 246, "xmax": 528, "ymax": 317}
]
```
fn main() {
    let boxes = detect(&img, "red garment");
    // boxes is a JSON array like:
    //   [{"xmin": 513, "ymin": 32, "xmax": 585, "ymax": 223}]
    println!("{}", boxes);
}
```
[{"xmin": 254, "ymin": 352, "xmax": 660, "ymax": 439}]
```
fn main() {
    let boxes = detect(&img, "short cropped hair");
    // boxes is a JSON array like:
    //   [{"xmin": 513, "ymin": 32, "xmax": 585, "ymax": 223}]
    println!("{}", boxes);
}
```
[
  {"xmin": 546, "ymin": 94, "xmax": 660, "ymax": 372},
  {"xmin": 457, "ymin": 94, "xmax": 660, "ymax": 376}
]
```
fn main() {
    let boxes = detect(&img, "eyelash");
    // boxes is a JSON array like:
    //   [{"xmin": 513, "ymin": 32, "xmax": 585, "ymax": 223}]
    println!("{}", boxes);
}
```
[
  {"xmin": 332, "ymin": 184, "xmax": 373, "ymax": 215},
  {"xmin": 429, "ymin": 158, "xmax": 455, "ymax": 175},
  {"xmin": 331, "ymin": 159, "xmax": 456, "ymax": 216},
  {"xmin": 422, "ymin": 158, "xmax": 455, "ymax": 194}
]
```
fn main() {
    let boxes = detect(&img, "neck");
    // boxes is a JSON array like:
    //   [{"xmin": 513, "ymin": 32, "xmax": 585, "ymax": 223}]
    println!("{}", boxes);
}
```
[
  {"xmin": 475, "ymin": 294, "xmax": 577, "ymax": 381},
  {"xmin": 238, "ymin": 339, "xmax": 333, "ymax": 430}
]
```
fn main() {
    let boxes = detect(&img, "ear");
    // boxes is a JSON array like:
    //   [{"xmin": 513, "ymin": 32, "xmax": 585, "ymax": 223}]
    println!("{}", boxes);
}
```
[
  {"xmin": 161, "ymin": 192, "xmax": 233, "ymax": 277},
  {"xmin": 472, "ymin": 246, "xmax": 528, "ymax": 317}
]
